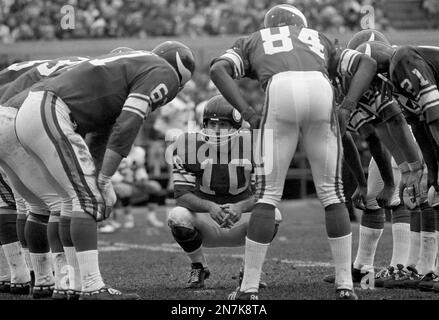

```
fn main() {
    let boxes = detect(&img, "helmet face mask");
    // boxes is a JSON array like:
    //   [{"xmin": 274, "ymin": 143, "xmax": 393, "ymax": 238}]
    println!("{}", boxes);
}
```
[
  {"xmin": 199, "ymin": 95, "xmax": 243, "ymax": 147},
  {"xmin": 264, "ymin": 4, "xmax": 308, "ymax": 28}
]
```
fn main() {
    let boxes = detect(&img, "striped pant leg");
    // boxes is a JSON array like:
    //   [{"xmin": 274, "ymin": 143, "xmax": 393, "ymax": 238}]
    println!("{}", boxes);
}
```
[
  {"xmin": 254, "ymin": 75, "xmax": 300, "ymax": 207},
  {"xmin": 15, "ymin": 91, "xmax": 104, "ymax": 220}
]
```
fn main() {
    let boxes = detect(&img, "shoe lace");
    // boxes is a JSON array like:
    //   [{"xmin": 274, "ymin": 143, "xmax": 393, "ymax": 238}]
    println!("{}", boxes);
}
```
[
  {"xmin": 189, "ymin": 268, "xmax": 201, "ymax": 283},
  {"xmin": 375, "ymin": 267, "xmax": 391, "ymax": 279}
]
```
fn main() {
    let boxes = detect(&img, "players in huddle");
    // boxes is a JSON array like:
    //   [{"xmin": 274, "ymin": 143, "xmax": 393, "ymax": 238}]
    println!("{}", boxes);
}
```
[{"xmin": 0, "ymin": 2, "xmax": 439, "ymax": 301}]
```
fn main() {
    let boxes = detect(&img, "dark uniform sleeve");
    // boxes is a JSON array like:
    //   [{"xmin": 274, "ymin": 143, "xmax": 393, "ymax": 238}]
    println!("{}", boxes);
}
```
[
  {"xmin": 172, "ymin": 133, "xmax": 197, "ymax": 198},
  {"xmin": 336, "ymin": 49, "xmax": 363, "ymax": 78},
  {"xmin": 107, "ymin": 67, "xmax": 180, "ymax": 157},
  {"xmin": 391, "ymin": 46, "xmax": 439, "ymax": 124},
  {"xmin": 211, "ymin": 36, "xmax": 252, "ymax": 79}
]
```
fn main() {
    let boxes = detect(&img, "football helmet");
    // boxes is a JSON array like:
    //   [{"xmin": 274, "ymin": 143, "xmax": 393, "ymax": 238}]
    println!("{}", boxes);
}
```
[
  {"xmin": 355, "ymin": 41, "xmax": 395, "ymax": 74},
  {"xmin": 347, "ymin": 29, "xmax": 390, "ymax": 50},
  {"xmin": 152, "ymin": 41, "xmax": 195, "ymax": 88},
  {"xmin": 200, "ymin": 95, "xmax": 242, "ymax": 146},
  {"xmin": 110, "ymin": 47, "xmax": 134, "ymax": 54},
  {"xmin": 264, "ymin": 4, "xmax": 308, "ymax": 28}
]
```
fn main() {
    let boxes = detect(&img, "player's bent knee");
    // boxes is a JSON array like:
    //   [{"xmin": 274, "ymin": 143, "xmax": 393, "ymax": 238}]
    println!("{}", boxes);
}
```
[{"xmin": 167, "ymin": 206, "xmax": 194, "ymax": 229}]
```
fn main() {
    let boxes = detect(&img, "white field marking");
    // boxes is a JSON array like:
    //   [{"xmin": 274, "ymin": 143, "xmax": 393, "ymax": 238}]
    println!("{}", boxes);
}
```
[{"xmin": 98, "ymin": 241, "xmax": 332, "ymax": 268}]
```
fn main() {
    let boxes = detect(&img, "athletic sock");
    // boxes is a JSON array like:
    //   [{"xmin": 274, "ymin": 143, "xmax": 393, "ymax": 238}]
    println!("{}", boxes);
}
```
[
  {"xmin": 0, "ymin": 246, "xmax": 11, "ymax": 282},
  {"xmin": 239, "ymin": 237, "xmax": 269, "ymax": 293},
  {"xmin": 329, "ymin": 233, "xmax": 353, "ymax": 290},
  {"xmin": 187, "ymin": 247, "xmax": 208, "ymax": 268}
]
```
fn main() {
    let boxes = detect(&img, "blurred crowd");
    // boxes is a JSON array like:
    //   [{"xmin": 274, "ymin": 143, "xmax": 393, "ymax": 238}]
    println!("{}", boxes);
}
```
[{"xmin": 0, "ymin": 0, "xmax": 389, "ymax": 43}]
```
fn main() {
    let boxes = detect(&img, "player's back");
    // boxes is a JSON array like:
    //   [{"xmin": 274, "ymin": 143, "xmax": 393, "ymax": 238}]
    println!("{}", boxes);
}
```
[
  {"xmin": 0, "ymin": 60, "xmax": 50, "ymax": 88},
  {"xmin": 391, "ymin": 45, "xmax": 439, "ymax": 82},
  {"xmin": 226, "ymin": 25, "xmax": 335, "ymax": 89},
  {"xmin": 0, "ymin": 56, "xmax": 88, "ymax": 105},
  {"xmin": 31, "ymin": 50, "xmax": 179, "ymax": 134}
]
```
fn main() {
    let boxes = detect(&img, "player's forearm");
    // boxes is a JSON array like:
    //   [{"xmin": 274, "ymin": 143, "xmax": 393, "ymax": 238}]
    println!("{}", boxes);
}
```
[
  {"xmin": 385, "ymin": 113, "xmax": 421, "ymax": 164},
  {"xmin": 100, "ymin": 148, "xmax": 123, "ymax": 178},
  {"xmin": 366, "ymin": 131, "xmax": 395, "ymax": 187},
  {"xmin": 374, "ymin": 121, "xmax": 405, "ymax": 166},
  {"xmin": 176, "ymin": 192, "xmax": 217, "ymax": 213},
  {"xmin": 85, "ymin": 129, "xmax": 111, "ymax": 172},
  {"xmin": 411, "ymin": 121, "xmax": 438, "ymax": 184},
  {"xmin": 235, "ymin": 196, "xmax": 256, "ymax": 213},
  {"xmin": 210, "ymin": 61, "xmax": 253, "ymax": 118},
  {"xmin": 344, "ymin": 56, "xmax": 377, "ymax": 107},
  {"xmin": 342, "ymin": 132, "xmax": 367, "ymax": 187}
]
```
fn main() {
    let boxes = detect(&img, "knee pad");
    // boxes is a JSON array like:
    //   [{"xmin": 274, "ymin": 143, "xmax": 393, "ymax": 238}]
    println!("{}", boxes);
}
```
[
  {"xmin": 391, "ymin": 204, "xmax": 410, "ymax": 224},
  {"xmin": 167, "ymin": 207, "xmax": 194, "ymax": 229},
  {"xmin": 170, "ymin": 226, "xmax": 202, "ymax": 253},
  {"xmin": 361, "ymin": 208, "xmax": 385, "ymax": 229}
]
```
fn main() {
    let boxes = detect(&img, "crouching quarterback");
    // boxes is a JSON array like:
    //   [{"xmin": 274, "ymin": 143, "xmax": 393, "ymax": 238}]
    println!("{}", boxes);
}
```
[{"xmin": 167, "ymin": 95, "xmax": 282, "ymax": 289}]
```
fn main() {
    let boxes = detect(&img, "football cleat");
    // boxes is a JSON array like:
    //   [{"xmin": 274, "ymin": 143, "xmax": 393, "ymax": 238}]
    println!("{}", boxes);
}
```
[
  {"xmin": 152, "ymin": 41, "xmax": 195, "ymax": 88},
  {"xmin": 238, "ymin": 266, "xmax": 268, "ymax": 289},
  {"xmin": 417, "ymin": 272, "xmax": 438, "ymax": 291},
  {"xmin": 10, "ymin": 282, "xmax": 31, "ymax": 295},
  {"xmin": 186, "ymin": 263, "xmax": 210, "ymax": 289},
  {"xmin": 67, "ymin": 290, "xmax": 81, "ymax": 301},
  {"xmin": 32, "ymin": 283, "xmax": 55, "ymax": 299},
  {"xmin": 264, "ymin": 4, "xmax": 308, "ymax": 28},
  {"xmin": 323, "ymin": 264, "xmax": 367, "ymax": 284},
  {"xmin": 51, "ymin": 288, "xmax": 70, "ymax": 300},
  {"xmin": 79, "ymin": 287, "xmax": 141, "ymax": 300},
  {"xmin": 431, "ymin": 277, "xmax": 439, "ymax": 292},
  {"xmin": 0, "ymin": 281, "xmax": 10, "ymax": 293},
  {"xmin": 336, "ymin": 288, "xmax": 358, "ymax": 300},
  {"xmin": 228, "ymin": 288, "xmax": 258, "ymax": 300},
  {"xmin": 403, "ymin": 265, "xmax": 423, "ymax": 289},
  {"xmin": 374, "ymin": 266, "xmax": 395, "ymax": 288}
]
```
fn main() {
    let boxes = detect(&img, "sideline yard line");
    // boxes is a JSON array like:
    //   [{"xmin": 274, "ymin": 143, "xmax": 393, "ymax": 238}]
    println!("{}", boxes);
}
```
[{"xmin": 98, "ymin": 241, "xmax": 333, "ymax": 268}]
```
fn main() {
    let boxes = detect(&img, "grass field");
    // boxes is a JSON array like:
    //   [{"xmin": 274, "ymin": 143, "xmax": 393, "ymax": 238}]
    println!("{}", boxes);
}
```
[{"xmin": 1, "ymin": 199, "xmax": 436, "ymax": 301}]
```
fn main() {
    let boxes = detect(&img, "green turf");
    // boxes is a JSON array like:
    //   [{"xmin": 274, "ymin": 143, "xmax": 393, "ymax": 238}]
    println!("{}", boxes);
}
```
[{"xmin": 2, "ymin": 199, "xmax": 435, "ymax": 300}]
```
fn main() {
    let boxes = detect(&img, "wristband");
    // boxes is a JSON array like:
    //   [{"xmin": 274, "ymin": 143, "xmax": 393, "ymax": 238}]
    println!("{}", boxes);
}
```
[
  {"xmin": 409, "ymin": 160, "xmax": 423, "ymax": 172},
  {"xmin": 98, "ymin": 173, "xmax": 112, "ymax": 185},
  {"xmin": 398, "ymin": 162, "xmax": 410, "ymax": 174}
]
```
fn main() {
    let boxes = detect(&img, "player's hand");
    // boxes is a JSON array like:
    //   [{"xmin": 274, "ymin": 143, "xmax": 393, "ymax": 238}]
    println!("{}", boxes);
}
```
[
  {"xmin": 242, "ymin": 107, "xmax": 261, "ymax": 130},
  {"xmin": 351, "ymin": 185, "xmax": 367, "ymax": 210},
  {"xmin": 406, "ymin": 161, "xmax": 423, "ymax": 201},
  {"xmin": 376, "ymin": 184, "xmax": 395, "ymax": 208},
  {"xmin": 220, "ymin": 203, "xmax": 243, "ymax": 224},
  {"xmin": 98, "ymin": 173, "xmax": 117, "ymax": 220},
  {"xmin": 208, "ymin": 203, "xmax": 226, "ymax": 226},
  {"xmin": 428, "ymin": 184, "xmax": 439, "ymax": 207}
]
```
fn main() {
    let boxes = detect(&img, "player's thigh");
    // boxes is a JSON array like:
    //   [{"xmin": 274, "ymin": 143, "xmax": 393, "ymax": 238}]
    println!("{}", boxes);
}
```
[
  {"xmin": 194, "ymin": 212, "xmax": 251, "ymax": 248},
  {"xmin": 15, "ymin": 91, "xmax": 102, "ymax": 216},
  {"xmin": 254, "ymin": 75, "xmax": 300, "ymax": 206}
]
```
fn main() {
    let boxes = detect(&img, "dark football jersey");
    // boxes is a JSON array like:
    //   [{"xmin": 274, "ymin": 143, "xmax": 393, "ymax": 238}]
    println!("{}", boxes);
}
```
[
  {"xmin": 0, "ymin": 56, "xmax": 88, "ymax": 105},
  {"xmin": 31, "ymin": 50, "xmax": 181, "ymax": 157},
  {"xmin": 173, "ymin": 130, "xmax": 253, "ymax": 205},
  {"xmin": 390, "ymin": 45, "xmax": 439, "ymax": 123},
  {"xmin": 0, "ymin": 59, "xmax": 49, "ymax": 87},
  {"xmin": 336, "ymin": 55, "xmax": 400, "ymax": 132},
  {"xmin": 215, "ymin": 25, "xmax": 368, "ymax": 94}
]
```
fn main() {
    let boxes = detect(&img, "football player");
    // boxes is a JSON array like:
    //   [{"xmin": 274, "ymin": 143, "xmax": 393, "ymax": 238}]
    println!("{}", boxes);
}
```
[
  {"xmin": 0, "ymin": 56, "xmax": 92, "ymax": 299},
  {"xmin": 168, "ymin": 95, "xmax": 281, "ymax": 289},
  {"xmin": 210, "ymin": 4, "xmax": 378, "ymax": 300},
  {"xmin": 14, "ymin": 41, "xmax": 195, "ymax": 300},
  {"xmin": 330, "ymin": 30, "xmax": 423, "ymax": 288},
  {"xmin": 354, "ymin": 41, "xmax": 439, "ymax": 290}
]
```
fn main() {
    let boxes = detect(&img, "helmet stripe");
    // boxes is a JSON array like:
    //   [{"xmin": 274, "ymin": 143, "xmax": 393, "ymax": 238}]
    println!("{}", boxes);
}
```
[{"xmin": 176, "ymin": 52, "xmax": 192, "ymax": 86}]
